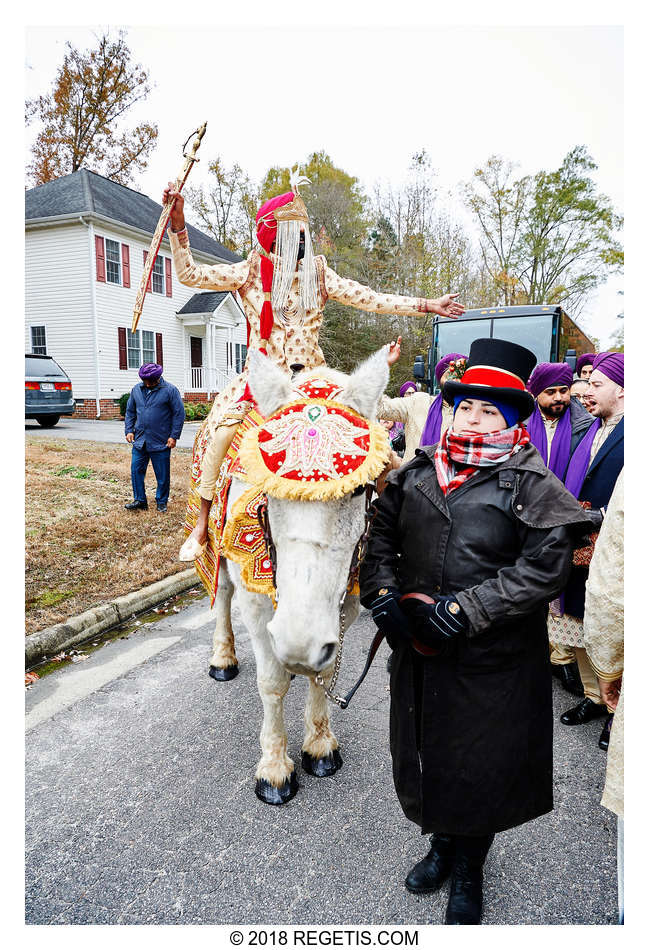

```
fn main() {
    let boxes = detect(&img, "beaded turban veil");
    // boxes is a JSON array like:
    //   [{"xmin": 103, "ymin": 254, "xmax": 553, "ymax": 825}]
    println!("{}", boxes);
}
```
[{"xmin": 255, "ymin": 170, "xmax": 320, "ymax": 347}]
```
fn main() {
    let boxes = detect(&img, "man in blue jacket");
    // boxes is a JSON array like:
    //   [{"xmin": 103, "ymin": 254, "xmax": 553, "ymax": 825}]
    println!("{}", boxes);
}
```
[{"xmin": 124, "ymin": 363, "xmax": 185, "ymax": 512}]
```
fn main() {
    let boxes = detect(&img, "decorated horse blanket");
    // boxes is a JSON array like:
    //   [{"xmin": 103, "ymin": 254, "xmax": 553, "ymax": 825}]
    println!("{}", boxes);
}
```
[{"xmin": 184, "ymin": 376, "xmax": 390, "ymax": 605}]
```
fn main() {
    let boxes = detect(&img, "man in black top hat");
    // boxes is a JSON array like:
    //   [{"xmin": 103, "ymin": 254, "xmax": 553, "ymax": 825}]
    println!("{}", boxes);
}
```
[{"xmin": 360, "ymin": 338, "xmax": 592, "ymax": 925}]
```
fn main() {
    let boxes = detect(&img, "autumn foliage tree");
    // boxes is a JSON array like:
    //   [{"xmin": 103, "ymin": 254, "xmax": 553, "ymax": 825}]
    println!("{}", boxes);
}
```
[{"xmin": 26, "ymin": 31, "xmax": 158, "ymax": 186}]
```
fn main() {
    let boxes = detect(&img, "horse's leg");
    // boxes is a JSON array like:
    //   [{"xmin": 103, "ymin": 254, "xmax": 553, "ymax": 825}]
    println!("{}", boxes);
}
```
[
  {"xmin": 236, "ymin": 589, "xmax": 298, "ymax": 805},
  {"xmin": 301, "ymin": 675, "xmax": 343, "ymax": 777},
  {"xmin": 208, "ymin": 564, "xmax": 239, "ymax": 681}
]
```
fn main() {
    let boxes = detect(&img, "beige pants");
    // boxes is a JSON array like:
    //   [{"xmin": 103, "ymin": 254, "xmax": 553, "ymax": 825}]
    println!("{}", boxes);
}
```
[
  {"xmin": 550, "ymin": 641, "xmax": 576, "ymax": 665},
  {"xmin": 575, "ymin": 645, "xmax": 611, "ymax": 711},
  {"xmin": 198, "ymin": 419, "xmax": 242, "ymax": 501}
]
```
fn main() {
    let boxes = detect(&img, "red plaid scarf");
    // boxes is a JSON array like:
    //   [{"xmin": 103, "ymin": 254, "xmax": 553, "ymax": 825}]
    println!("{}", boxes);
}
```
[{"xmin": 434, "ymin": 424, "xmax": 530, "ymax": 495}]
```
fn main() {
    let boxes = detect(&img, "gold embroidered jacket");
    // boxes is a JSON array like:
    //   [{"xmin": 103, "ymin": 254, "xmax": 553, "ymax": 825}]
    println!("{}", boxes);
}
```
[{"xmin": 169, "ymin": 228, "xmax": 433, "ymax": 432}]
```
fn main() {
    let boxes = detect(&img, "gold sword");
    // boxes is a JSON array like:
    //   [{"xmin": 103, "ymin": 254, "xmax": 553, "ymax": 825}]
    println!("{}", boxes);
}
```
[{"xmin": 132, "ymin": 122, "xmax": 207, "ymax": 333}]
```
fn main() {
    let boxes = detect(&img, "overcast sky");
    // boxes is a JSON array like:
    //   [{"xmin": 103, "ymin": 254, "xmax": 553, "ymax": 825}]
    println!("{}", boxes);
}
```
[{"xmin": 25, "ymin": 21, "xmax": 624, "ymax": 346}]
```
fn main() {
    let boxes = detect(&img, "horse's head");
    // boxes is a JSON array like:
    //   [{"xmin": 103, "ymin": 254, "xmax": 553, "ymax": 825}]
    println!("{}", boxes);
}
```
[{"xmin": 243, "ymin": 348, "xmax": 390, "ymax": 675}]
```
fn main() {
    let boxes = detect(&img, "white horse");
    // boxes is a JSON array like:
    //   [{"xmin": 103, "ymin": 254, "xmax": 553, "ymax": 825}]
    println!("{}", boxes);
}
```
[{"xmin": 207, "ymin": 348, "xmax": 389, "ymax": 804}]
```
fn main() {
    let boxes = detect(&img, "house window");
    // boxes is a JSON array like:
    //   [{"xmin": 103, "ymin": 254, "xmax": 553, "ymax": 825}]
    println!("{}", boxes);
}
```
[
  {"xmin": 142, "ymin": 330, "xmax": 155, "ymax": 364},
  {"xmin": 106, "ymin": 239, "xmax": 122, "ymax": 284},
  {"xmin": 152, "ymin": 255, "xmax": 164, "ymax": 294},
  {"xmin": 127, "ymin": 329, "xmax": 141, "ymax": 369},
  {"xmin": 31, "ymin": 326, "xmax": 47, "ymax": 355},
  {"xmin": 126, "ymin": 328, "xmax": 157, "ymax": 369},
  {"xmin": 235, "ymin": 343, "xmax": 248, "ymax": 373}
]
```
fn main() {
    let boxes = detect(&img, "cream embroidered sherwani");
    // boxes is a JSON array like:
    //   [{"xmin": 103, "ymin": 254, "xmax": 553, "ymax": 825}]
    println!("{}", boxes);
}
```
[
  {"xmin": 169, "ymin": 228, "xmax": 436, "ymax": 497},
  {"xmin": 377, "ymin": 393, "xmax": 454, "ymax": 463},
  {"xmin": 584, "ymin": 469, "xmax": 624, "ymax": 819}
]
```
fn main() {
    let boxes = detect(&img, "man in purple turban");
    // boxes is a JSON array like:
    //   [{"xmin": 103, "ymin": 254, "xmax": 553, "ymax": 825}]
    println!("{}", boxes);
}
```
[
  {"xmin": 399, "ymin": 381, "xmax": 417, "ymax": 398},
  {"xmin": 576, "ymin": 353, "xmax": 596, "ymax": 380},
  {"xmin": 525, "ymin": 362, "xmax": 594, "ymax": 695},
  {"xmin": 124, "ymin": 363, "xmax": 185, "ymax": 512},
  {"xmin": 552, "ymin": 352, "xmax": 624, "ymax": 748}
]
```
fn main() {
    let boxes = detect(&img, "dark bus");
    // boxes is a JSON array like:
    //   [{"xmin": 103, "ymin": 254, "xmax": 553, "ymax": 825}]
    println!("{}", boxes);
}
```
[{"xmin": 413, "ymin": 305, "xmax": 596, "ymax": 393}]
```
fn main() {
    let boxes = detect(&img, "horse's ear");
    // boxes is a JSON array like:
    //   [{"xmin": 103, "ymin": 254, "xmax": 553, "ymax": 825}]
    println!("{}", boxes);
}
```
[
  {"xmin": 246, "ymin": 349, "xmax": 293, "ymax": 417},
  {"xmin": 339, "ymin": 348, "xmax": 390, "ymax": 420}
]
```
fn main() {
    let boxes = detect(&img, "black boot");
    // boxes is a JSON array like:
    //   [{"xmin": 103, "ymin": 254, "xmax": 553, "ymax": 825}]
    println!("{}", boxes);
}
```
[
  {"xmin": 124, "ymin": 500, "xmax": 148, "ymax": 511},
  {"xmin": 552, "ymin": 661, "xmax": 584, "ymax": 697},
  {"xmin": 445, "ymin": 834, "xmax": 494, "ymax": 925},
  {"xmin": 405, "ymin": 834, "xmax": 454, "ymax": 894},
  {"xmin": 599, "ymin": 713, "xmax": 614, "ymax": 750},
  {"xmin": 560, "ymin": 697, "xmax": 607, "ymax": 725}
]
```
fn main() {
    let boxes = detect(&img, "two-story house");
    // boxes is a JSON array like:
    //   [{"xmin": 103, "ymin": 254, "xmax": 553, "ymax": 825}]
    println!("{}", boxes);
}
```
[{"xmin": 25, "ymin": 169, "xmax": 248, "ymax": 418}]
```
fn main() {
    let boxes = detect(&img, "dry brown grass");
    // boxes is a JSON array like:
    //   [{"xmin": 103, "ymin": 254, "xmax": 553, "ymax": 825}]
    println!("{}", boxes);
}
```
[{"xmin": 25, "ymin": 437, "xmax": 195, "ymax": 634}]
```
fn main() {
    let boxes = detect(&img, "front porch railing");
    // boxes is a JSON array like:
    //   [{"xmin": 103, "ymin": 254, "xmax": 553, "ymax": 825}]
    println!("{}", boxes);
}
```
[{"xmin": 184, "ymin": 366, "xmax": 237, "ymax": 395}]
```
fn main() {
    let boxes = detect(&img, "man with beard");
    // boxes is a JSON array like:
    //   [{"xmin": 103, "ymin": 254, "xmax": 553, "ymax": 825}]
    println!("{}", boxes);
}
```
[
  {"xmin": 526, "ymin": 363, "xmax": 593, "ymax": 695},
  {"xmin": 550, "ymin": 352, "xmax": 624, "ymax": 749},
  {"xmin": 526, "ymin": 362, "xmax": 593, "ymax": 481}
]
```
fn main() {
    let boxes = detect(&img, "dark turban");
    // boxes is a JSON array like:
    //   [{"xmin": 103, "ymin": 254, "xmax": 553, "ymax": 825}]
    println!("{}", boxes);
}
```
[
  {"xmin": 139, "ymin": 363, "xmax": 163, "ymax": 381},
  {"xmin": 576, "ymin": 353, "xmax": 596, "ymax": 375},
  {"xmin": 399, "ymin": 381, "xmax": 417, "ymax": 397},
  {"xmin": 435, "ymin": 352, "xmax": 467, "ymax": 384},
  {"xmin": 527, "ymin": 362, "xmax": 573, "ymax": 398},
  {"xmin": 592, "ymin": 351, "xmax": 624, "ymax": 387}
]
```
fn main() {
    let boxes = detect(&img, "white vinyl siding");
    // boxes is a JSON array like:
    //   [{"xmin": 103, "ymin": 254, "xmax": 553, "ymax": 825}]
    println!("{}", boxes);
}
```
[{"xmin": 25, "ymin": 223, "xmax": 94, "ymax": 397}]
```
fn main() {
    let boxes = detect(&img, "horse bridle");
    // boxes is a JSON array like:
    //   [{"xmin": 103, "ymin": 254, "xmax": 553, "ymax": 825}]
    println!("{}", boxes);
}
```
[{"xmin": 256, "ymin": 482, "xmax": 379, "ymax": 708}]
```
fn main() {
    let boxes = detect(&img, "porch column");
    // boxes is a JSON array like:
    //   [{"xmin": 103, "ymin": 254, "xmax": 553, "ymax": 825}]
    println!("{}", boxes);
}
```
[{"xmin": 206, "ymin": 321, "xmax": 213, "ymax": 397}]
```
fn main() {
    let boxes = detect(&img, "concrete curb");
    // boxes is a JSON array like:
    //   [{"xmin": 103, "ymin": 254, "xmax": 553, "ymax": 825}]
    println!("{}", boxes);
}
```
[{"xmin": 25, "ymin": 568, "xmax": 199, "ymax": 667}]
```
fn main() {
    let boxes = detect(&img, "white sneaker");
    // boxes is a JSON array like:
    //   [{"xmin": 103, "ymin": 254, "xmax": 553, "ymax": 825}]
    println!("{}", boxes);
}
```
[{"xmin": 179, "ymin": 535, "xmax": 207, "ymax": 562}]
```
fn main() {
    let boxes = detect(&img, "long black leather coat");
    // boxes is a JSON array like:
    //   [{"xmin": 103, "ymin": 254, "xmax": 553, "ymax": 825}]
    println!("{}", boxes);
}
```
[{"xmin": 359, "ymin": 443, "xmax": 592, "ymax": 836}]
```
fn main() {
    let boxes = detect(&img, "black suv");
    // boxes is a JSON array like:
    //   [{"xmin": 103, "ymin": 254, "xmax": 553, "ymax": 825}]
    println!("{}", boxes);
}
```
[{"xmin": 25, "ymin": 354, "xmax": 75, "ymax": 427}]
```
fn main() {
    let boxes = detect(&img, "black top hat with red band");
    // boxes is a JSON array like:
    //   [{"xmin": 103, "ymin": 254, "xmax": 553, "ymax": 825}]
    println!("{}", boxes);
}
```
[{"xmin": 442, "ymin": 338, "xmax": 536, "ymax": 421}]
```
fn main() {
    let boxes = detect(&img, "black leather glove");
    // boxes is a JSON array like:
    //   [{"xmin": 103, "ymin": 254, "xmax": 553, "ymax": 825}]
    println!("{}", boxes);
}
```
[
  {"xmin": 370, "ymin": 587, "xmax": 412, "ymax": 648},
  {"xmin": 407, "ymin": 595, "xmax": 469, "ymax": 651}
]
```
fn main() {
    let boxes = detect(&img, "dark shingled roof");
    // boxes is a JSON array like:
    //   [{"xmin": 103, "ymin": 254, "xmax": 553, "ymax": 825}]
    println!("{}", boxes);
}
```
[
  {"xmin": 177, "ymin": 292, "xmax": 231, "ymax": 314},
  {"xmin": 25, "ymin": 168, "xmax": 241, "ymax": 263}
]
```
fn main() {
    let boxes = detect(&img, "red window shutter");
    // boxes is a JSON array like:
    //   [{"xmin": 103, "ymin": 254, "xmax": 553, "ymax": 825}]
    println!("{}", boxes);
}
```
[
  {"xmin": 156, "ymin": 332, "xmax": 163, "ymax": 367},
  {"xmin": 118, "ymin": 327, "xmax": 127, "ymax": 370},
  {"xmin": 143, "ymin": 250, "xmax": 152, "ymax": 292},
  {"xmin": 95, "ymin": 236, "xmax": 106, "ymax": 282},
  {"xmin": 121, "ymin": 244, "xmax": 130, "ymax": 288},
  {"xmin": 165, "ymin": 257, "xmax": 172, "ymax": 297}
]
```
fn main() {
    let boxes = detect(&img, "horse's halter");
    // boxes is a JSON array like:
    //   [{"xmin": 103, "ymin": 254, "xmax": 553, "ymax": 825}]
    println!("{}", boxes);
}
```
[{"xmin": 256, "ymin": 481, "xmax": 378, "ymax": 708}]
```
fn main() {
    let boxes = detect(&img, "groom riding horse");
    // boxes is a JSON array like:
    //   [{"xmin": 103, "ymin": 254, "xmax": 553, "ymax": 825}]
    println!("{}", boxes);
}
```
[{"xmin": 163, "ymin": 173, "xmax": 463, "ymax": 616}]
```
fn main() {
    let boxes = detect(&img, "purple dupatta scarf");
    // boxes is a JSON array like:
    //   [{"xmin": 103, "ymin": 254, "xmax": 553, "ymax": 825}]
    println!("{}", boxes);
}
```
[
  {"xmin": 526, "ymin": 405, "xmax": 573, "ymax": 481},
  {"xmin": 420, "ymin": 394, "xmax": 443, "ymax": 447},
  {"xmin": 563, "ymin": 417, "xmax": 602, "ymax": 498}
]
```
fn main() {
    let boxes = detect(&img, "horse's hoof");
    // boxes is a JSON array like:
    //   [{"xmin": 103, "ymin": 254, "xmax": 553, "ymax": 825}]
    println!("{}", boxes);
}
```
[
  {"xmin": 255, "ymin": 772, "xmax": 299, "ymax": 805},
  {"xmin": 209, "ymin": 664, "xmax": 239, "ymax": 681},
  {"xmin": 301, "ymin": 748, "xmax": 343, "ymax": 777}
]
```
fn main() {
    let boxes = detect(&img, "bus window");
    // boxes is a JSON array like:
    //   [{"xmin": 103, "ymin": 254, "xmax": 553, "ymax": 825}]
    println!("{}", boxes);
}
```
[
  {"xmin": 435, "ymin": 320, "xmax": 488, "ymax": 368},
  {"xmin": 491, "ymin": 314, "xmax": 553, "ymax": 365}
]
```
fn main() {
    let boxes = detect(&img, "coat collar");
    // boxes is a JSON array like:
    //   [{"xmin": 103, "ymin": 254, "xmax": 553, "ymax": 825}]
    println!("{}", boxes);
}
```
[
  {"xmin": 412, "ymin": 442, "xmax": 547, "ymax": 512},
  {"xmin": 587, "ymin": 415, "xmax": 624, "ymax": 475}
]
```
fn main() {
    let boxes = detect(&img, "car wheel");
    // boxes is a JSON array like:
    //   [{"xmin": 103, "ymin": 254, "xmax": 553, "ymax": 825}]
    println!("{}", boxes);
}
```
[{"xmin": 35, "ymin": 416, "xmax": 60, "ymax": 428}]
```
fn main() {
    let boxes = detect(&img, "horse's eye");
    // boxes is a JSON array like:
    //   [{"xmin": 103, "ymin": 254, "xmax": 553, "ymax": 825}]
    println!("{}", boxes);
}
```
[{"xmin": 351, "ymin": 484, "xmax": 366, "ymax": 498}]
